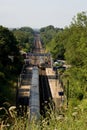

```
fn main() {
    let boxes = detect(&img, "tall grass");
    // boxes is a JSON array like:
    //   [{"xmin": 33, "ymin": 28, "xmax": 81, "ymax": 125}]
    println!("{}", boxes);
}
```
[{"xmin": 1, "ymin": 99, "xmax": 87, "ymax": 130}]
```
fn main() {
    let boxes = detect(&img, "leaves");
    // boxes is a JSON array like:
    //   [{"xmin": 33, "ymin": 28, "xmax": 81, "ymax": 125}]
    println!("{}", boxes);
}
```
[
  {"xmin": 40, "ymin": 12, "xmax": 87, "ymax": 99},
  {"xmin": 12, "ymin": 27, "xmax": 34, "ymax": 52}
]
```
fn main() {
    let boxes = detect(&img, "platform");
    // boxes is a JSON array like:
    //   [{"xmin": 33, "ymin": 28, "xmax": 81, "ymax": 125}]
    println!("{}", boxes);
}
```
[{"xmin": 46, "ymin": 68, "xmax": 64, "ymax": 107}]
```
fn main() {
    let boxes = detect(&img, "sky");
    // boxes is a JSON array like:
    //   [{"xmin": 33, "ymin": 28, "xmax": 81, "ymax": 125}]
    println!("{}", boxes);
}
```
[{"xmin": 0, "ymin": 0, "xmax": 87, "ymax": 29}]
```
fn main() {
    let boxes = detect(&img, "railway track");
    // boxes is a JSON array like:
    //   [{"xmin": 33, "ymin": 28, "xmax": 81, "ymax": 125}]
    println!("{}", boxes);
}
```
[
  {"xmin": 36, "ymin": 37, "xmax": 52, "ymax": 112},
  {"xmin": 16, "ymin": 66, "xmax": 32, "ymax": 116},
  {"xmin": 39, "ymin": 68, "xmax": 52, "ymax": 116},
  {"xmin": 16, "ymin": 33, "xmax": 52, "ymax": 117}
]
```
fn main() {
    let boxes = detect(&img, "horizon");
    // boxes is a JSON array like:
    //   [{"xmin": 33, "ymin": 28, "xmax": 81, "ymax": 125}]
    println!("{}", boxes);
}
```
[{"xmin": 0, "ymin": 0, "xmax": 87, "ymax": 29}]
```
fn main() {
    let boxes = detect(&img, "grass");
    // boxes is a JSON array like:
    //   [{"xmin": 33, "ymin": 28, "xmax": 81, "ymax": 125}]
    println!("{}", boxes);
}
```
[{"xmin": 1, "ymin": 99, "xmax": 87, "ymax": 130}]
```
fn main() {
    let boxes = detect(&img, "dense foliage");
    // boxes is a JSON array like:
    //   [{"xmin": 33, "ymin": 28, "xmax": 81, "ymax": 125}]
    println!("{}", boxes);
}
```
[
  {"xmin": 0, "ymin": 26, "xmax": 23, "ymax": 104},
  {"xmin": 40, "ymin": 12, "xmax": 87, "ymax": 100},
  {"xmin": 12, "ymin": 27, "xmax": 34, "ymax": 52},
  {"xmin": 40, "ymin": 25, "xmax": 63, "ymax": 48},
  {"xmin": 63, "ymin": 12, "xmax": 87, "ymax": 100},
  {"xmin": 3, "ymin": 99, "xmax": 87, "ymax": 130}
]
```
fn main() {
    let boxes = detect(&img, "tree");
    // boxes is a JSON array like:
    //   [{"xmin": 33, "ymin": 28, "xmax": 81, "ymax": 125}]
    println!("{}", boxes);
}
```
[
  {"xmin": 0, "ymin": 26, "xmax": 22, "ymax": 78},
  {"xmin": 40, "ymin": 25, "xmax": 62, "ymax": 47},
  {"xmin": 12, "ymin": 27, "xmax": 34, "ymax": 52},
  {"xmin": 0, "ymin": 26, "xmax": 23, "ymax": 105},
  {"xmin": 63, "ymin": 12, "xmax": 87, "ymax": 98}
]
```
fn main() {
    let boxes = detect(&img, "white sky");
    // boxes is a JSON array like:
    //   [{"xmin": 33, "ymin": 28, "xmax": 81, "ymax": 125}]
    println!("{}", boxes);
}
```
[{"xmin": 0, "ymin": 0, "xmax": 87, "ymax": 29}]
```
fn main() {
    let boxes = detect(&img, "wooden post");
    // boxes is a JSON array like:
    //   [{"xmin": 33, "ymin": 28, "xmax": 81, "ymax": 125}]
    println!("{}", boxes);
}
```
[{"xmin": 67, "ymin": 80, "xmax": 69, "ymax": 107}]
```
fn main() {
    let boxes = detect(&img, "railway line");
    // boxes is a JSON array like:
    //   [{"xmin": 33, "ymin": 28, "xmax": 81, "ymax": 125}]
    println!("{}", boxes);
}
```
[
  {"xmin": 16, "ymin": 33, "xmax": 53, "ymax": 119},
  {"xmin": 16, "ymin": 65, "xmax": 32, "ymax": 116},
  {"xmin": 39, "ymin": 69, "xmax": 52, "ymax": 116}
]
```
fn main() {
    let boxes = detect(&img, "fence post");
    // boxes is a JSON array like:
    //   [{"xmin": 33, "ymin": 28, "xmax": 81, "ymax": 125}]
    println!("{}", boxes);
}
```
[{"xmin": 67, "ymin": 80, "xmax": 69, "ymax": 107}]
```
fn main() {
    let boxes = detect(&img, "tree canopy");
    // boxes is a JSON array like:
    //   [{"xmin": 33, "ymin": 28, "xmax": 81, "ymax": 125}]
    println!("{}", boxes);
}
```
[
  {"xmin": 0, "ymin": 26, "xmax": 22, "ymax": 104},
  {"xmin": 40, "ymin": 25, "xmax": 63, "ymax": 47},
  {"xmin": 12, "ymin": 27, "xmax": 34, "ymax": 52},
  {"xmin": 40, "ymin": 12, "xmax": 87, "ymax": 99}
]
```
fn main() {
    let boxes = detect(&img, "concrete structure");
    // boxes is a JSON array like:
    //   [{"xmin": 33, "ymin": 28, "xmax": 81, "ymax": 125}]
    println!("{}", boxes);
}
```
[{"xmin": 46, "ymin": 68, "xmax": 64, "ymax": 107}]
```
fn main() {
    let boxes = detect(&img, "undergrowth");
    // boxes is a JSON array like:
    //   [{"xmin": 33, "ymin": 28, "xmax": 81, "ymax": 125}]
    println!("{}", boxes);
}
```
[{"xmin": 1, "ymin": 99, "xmax": 87, "ymax": 130}]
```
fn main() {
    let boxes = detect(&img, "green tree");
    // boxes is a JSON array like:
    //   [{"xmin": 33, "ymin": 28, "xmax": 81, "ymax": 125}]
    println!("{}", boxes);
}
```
[
  {"xmin": 0, "ymin": 26, "xmax": 22, "ymax": 104},
  {"xmin": 0, "ymin": 26, "xmax": 20, "ymax": 70},
  {"xmin": 40, "ymin": 25, "xmax": 62, "ymax": 47},
  {"xmin": 12, "ymin": 27, "xmax": 34, "ymax": 52},
  {"xmin": 63, "ymin": 12, "xmax": 87, "ymax": 99}
]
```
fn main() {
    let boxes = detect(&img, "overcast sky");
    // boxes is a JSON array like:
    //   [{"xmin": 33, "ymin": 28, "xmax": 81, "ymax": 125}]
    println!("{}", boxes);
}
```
[{"xmin": 0, "ymin": 0, "xmax": 87, "ymax": 29}]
